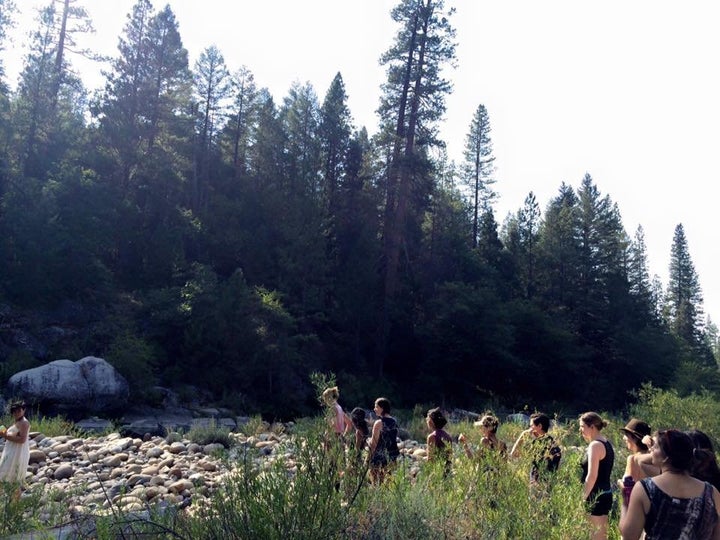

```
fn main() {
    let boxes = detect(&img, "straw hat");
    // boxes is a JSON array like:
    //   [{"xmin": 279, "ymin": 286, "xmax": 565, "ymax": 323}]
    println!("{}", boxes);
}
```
[{"xmin": 619, "ymin": 418, "xmax": 651, "ymax": 440}]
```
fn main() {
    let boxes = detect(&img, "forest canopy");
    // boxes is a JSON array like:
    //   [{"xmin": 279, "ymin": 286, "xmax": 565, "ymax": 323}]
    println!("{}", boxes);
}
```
[{"xmin": 0, "ymin": 0, "xmax": 717, "ymax": 418}]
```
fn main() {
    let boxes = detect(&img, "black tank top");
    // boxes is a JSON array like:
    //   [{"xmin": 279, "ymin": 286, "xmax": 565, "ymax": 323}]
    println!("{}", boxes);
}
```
[{"xmin": 581, "ymin": 439, "xmax": 614, "ymax": 495}]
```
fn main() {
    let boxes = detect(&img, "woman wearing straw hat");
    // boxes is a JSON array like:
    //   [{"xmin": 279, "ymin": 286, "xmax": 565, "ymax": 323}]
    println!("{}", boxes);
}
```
[
  {"xmin": 620, "ymin": 429, "xmax": 720, "ymax": 540},
  {"xmin": 618, "ymin": 419, "xmax": 660, "ymax": 508},
  {"xmin": 459, "ymin": 414, "xmax": 507, "ymax": 458}
]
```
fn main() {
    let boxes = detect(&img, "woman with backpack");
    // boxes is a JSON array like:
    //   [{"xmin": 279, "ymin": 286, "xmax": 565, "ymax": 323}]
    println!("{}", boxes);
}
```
[{"xmin": 367, "ymin": 397, "xmax": 400, "ymax": 484}]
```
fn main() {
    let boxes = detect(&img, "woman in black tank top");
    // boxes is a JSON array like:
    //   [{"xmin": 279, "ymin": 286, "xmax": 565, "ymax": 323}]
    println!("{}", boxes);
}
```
[{"xmin": 579, "ymin": 411, "xmax": 614, "ymax": 540}]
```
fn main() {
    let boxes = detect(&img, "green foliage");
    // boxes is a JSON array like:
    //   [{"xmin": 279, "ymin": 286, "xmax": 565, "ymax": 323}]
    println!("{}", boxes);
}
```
[
  {"xmin": 0, "ymin": 0, "xmax": 715, "ymax": 419},
  {"xmin": 238, "ymin": 415, "xmax": 267, "ymax": 436},
  {"xmin": 0, "ymin": 350, "xmax": 42, "ymax": 385},
  {"xmin": 630, "ymin": 384, "xmax": 720, "ymax": 443},
  {"xmin": 310, "ymin": 371, "xmax": 337, "ymax": 405},
  {"xmin": 671, "ymin": 360, "xmax": 720, "ymax": 396},
  {"xmin": 162, "ymin": 412, "xmax": 603, "ymax": 540},
  {"xmin": 186, "ymin": 419, "xmax": 234, "ymax": 448},
  {"xmin": 0, "ymin": 483, "xmax": 58, "ymax": 536},
  {"xmin": 178, "ymin": 428, "xmax": 348, "ymax": 540},
  {"xmin": 106, "ymin": 331, "xmax": 158, "ymax": 398},
  {"xmin": 18, "ymin": 393, "xmax": 720, "ymax": 538},
  {"xmin": 23, "ymin": 412, "xmax": 84, "ymax": 438}
]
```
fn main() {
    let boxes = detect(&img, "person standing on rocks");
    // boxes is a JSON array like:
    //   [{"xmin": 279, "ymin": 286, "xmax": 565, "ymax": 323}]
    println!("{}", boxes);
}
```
[
  {"xmin": 322, "ymin": 386, "xmax": 352, "ymax": 490},
  {"xmin": 322, "ymin": 386, "xmax": 353, "ymax": 442},
  {"xmin": 0, "ymin": 401, "xmax": 31, "ymax": 498},
  {"xmin": 367, "ymin": 397, "xmax": 400, "ymax": 484}
]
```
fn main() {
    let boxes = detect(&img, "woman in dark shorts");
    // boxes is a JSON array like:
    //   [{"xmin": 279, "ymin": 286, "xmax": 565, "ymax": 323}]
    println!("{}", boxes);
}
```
[
  {"xmin": 579, "ymin": 411, "xmax": 614, "ymax": 540},
  {"xmin": 367, "ymin": 397, "xmax": 400, "ymax": 484}
]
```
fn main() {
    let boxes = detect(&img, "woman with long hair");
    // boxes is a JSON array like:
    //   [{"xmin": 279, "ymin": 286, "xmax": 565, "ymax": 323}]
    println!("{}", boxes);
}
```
[
  {"xmin": 618, "ymin": 418, "xmax": 655, "ymax": 507},
  {"xmin": 367, "ymin": 397, "xmax": 400, "ymax": 484},
  {"xmin": 620, "ymin": 429, "xmax": 720, "ymax": 540},
  {"xmin": 687, "ymin": 429, "xmax": 720, "ymax": 492}
]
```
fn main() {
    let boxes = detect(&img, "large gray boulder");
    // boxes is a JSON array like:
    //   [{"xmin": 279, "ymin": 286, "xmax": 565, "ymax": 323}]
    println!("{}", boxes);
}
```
[{"xmin": 7, "ymin": 356, "xmax": 129, "ymax": 413}]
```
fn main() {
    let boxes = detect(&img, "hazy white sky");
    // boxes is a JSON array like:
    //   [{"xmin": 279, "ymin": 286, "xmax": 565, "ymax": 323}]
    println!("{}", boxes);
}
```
[{"xmin": 4, "ymin": 1, "xmax": 720, "ymax": 323}]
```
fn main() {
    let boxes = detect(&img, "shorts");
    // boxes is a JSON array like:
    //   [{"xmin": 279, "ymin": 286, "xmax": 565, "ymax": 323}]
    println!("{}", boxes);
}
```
[
  {"xmin": 370, "ymin": 452, "xmax": 398, "ymax": 468},
  {"xmin": 586, "ymin": 491, "xmax": 613, "ymax": 516}
]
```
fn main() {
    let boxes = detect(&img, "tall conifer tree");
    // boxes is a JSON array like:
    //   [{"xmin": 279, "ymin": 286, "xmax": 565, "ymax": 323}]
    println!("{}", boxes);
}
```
[
  {"xmin": 222, "ymin": 66, "xmax": 258, "ymax": 179},
  {"xmin": 281, "ymin": 81, "xmax": 321, "ymax": 198},
  {"xmin": 666, "ymin": 223, "xmax": 708, "ymax": 360},
  {"xmin": 319, "ymin": 72, "xmax": 352, "ymax": 216},
  {"xmin": 462, "ymin": 103, "xmax": 495, "ymax": 247},
  {"xmin": 376, "ymin": 0, "xmax": 456, "ymax": 375},
  {"xmin": 0, "ymin": 0, "xmax": 16, "ymax": 198},
  {"xmin": 627, "ymin": 225, "xmax": 657, "ymax": 318},
  {"xmin": 192, "ymin": 44, "xmax": 230, "ymax": 213},
  {"xmin": 503, "ymin": 192, "xmax": 541, "ymax": 299},
  {"xmin": 537, "ymin": 182, "xmax": 581, "ymax": 309},
  {"xmin": 11, "ymin": 3, "xmax": 87, "ymax": 178}
]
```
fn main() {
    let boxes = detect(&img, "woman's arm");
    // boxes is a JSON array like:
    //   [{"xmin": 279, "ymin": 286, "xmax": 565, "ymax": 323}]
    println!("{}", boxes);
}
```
[
  {"xmin": 711, "ymin": 487, "xmax": 720, "ymax": 540},
  {"xmin": 635, "ymin": 452, "xmax": 661, "ymax": 478},
  {"xmin": 583, "ymin": 440, "xmax": 604, "ymax": 499},
  {"xmin": 367, "ymin": 419, "xmax": 382, "ymax": 460},
  {"xmin": 623, "ymin": 453, "xmax": 634, "ymax": 479},
  {"xmin": 619, "ymin": 482, "xmax": 648, "ymax": 540},
  {"xmin": 458, "ymin": 433, "xmax": 474, "ymax": 459},
  {"xmin": 355, "ymin": 429, "xmax": 365, "ymax": 452},
  {"xmin": 510, "ymin": 430, "xmax": 530, "ymax": 458},
  {"xmin": 343, "ymin": 412, "xmax": 353, "ymax": 436},
  {"xmin": 1, "ymin": 420, "xmax": 29, "ymax": 444},
  {"xmin": 426, "ymin": 433, "xmax": 436, "ymax": 460}
]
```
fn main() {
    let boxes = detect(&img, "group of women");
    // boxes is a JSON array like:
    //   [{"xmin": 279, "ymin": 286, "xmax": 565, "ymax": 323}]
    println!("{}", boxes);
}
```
[
  {"xmin": 322, "ymin": 387, "xmax": 399, "ymax": 484},
  {"xmin": 323, "ymin": 388, "xmax": 720, "ymax": 540},
  {"xmin": 616, "ymin": 422, "xmax": 720, "ymax": 540}
]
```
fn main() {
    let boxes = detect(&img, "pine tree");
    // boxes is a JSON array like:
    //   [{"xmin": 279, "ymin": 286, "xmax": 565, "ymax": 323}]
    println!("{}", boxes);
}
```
[
  {"xmin": 627, "ymin": 225, "xmax": 657, "ymax": 318},
  {"xmin": 48, "ymin": 0, "xmax": 97, "ymax": 112},
  {"xmin": 246, "ymin": 89, "xmax": 286, "ymax": 189},
  {"xmin": 376, "ymin": 0, "xmax": 456, "ymax": 376},
  {"xmin": 144, "ymin": 5, "xmax": 190, "ymax": 151},
  {"xmin": 0, "ymin": 0, "xmax": 16, "ymax": 198},
  {"xmin": 8, "ymin": 1, "xmax": 91, "ymax": 182},
  {"xmin": 92, "ymin": 0, "xmax": 193, "ymax": 286},
  {"xmin": 221, "ymin": 65, "xmax": 258, "ymax": 179},
  {"xmin": 666, "ymin": 223, "xmax": 709, "ymax": 362},
  {"xmin": 503, "ymin": 192, "xmax": 540, "ymax": 299},
  {"xmin": 281, "ymin": 81, "xmax": 321, "ymax": 197},
  {"xmin": 575, "ymin": 174, "xmax": 628, "ymax": 325},
  {"xmin": 0, "ymin": 0, "xmax": 16, "ymax": 79},
  {"xmin": 706, "ymin": 317, "xmax": 719, "ymax": 366},
  {"xmin": 462, "ymin": 104, "xmax": 495, "ymax": 247},
  {"xmin": 537, "ymin": 182, "xmax": 581, "ymax": 309},
  {"xmin": 96, "ymin": 0, "xmax": 190, "ymax": 189},
  {"xmin": 192, "ymin": 44, "xmax": 230, "ymax": 213},
  {"xmin": 319, "ymin": 72, "xmax": 352, "ymax": 215}
]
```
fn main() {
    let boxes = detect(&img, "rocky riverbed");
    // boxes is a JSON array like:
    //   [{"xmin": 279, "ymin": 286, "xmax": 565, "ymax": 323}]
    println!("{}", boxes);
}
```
[{"xmin": 5, "ymin": 424, "xmax": 431, "ymax": 530}]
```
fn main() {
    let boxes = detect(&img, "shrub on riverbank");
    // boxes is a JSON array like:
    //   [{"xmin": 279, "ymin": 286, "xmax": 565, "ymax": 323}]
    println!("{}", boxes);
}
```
[{"xmin": 3, "ymin": 386, "xmax": 720, "ymax": 539}]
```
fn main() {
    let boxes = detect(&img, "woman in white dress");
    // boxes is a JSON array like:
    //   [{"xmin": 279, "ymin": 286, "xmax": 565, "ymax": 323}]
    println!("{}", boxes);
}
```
[{"xmin": 0, "ymin": 401, "xmax": 30, "ymax": 494}]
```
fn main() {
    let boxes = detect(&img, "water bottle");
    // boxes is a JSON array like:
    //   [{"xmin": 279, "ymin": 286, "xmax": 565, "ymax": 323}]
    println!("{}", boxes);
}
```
[{"xmin": 622, "ymin": 475, "xmax": 635, "ymax": 507}]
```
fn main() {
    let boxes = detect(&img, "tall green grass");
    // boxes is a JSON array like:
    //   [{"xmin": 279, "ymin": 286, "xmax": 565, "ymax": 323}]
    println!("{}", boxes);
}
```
[{"xmin": 5, "ymin": 386, "xmax": 720, "ymax": 538}]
